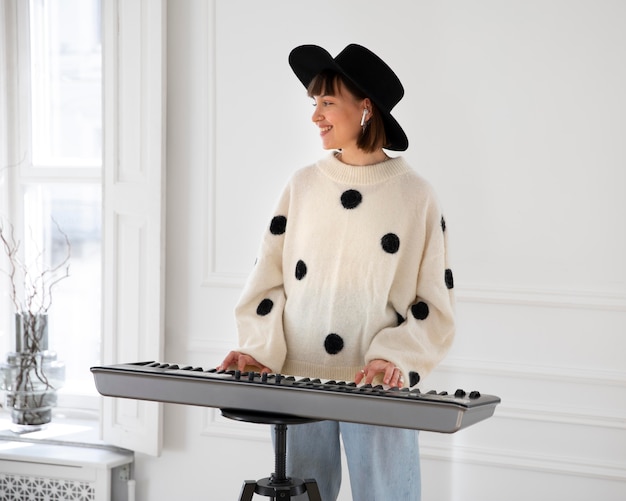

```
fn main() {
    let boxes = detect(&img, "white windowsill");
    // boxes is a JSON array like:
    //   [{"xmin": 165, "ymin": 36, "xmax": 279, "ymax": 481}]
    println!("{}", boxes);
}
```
[{"xmin": 0, "ymin": 408, "xmax": 128, "ymax": 455}]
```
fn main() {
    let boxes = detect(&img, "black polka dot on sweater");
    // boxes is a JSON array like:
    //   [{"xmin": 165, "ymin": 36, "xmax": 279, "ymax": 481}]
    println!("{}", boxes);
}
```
[
  {"xmin": 341, "ymin": 189, "xmax": 363, "ymax": 209},
  {"xmin": 381, "ymin": 233, "xmax": 400, "ymax": 254},
  {"xmin": 256, "ymin": 299, "xmax": 274, "ymax": 316},
  {"xmin": 396, "ymin": 312, "xmax": 405, "ymax": 326},
  {"xmin": 441, "ymin": 215, "xmax": 446, "ymax": 232},
  {"xmin": 295, "ymin": 260, "xmax": 307, "ymax": 280},
  {"xmin": 409, "ymin": 371, "xmax": 421, "ymax": 386},
  {"xmin": 324, "ymin": 333, "xmax": 344, "ymax": 355},
  {"xmin": 269, "ymin": 216, "xmax": 287, "ymax": 235},
  {"xmin": 445, "ymin": 269, "xmax": 454, "ymax": 289},
  {"xmin": 411, "ymin": 301, "xmax": 429, "ymax": 320}
]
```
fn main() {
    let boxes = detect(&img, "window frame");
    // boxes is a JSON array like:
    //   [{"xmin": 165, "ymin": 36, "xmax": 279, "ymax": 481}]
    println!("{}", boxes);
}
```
[{"xmin": 1, "ymin": 0, "xmax": 166, "ymax": 456}]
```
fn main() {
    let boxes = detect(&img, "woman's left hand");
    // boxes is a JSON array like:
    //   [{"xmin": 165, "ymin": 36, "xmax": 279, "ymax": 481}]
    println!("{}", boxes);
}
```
[{"xmin": 355, "ymin": 359, "xmax": 404, "ymax": 388}]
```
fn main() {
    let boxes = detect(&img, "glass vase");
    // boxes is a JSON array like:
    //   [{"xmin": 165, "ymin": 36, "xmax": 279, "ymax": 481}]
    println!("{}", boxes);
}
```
[{"xmin": 0, "ymin": 314, "xmax": 65, "ymax": 433}]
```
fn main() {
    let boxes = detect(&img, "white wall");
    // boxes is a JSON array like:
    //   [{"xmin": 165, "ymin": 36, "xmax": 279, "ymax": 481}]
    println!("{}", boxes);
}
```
[{"xmin": 137, "ymin": 1, "xmax": 626, "ymax": 499}]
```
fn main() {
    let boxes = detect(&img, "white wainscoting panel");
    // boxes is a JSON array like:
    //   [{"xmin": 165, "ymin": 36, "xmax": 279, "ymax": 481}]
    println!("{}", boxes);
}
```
[{"xmin": 159, "ymin": 2, "xmax": 626, "ymax": 501}]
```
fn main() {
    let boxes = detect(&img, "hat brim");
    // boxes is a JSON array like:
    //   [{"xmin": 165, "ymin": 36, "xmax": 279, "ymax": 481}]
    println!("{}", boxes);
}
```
[{"xmin": 289, "ymin": 45, "xmax": 408, "ymax": 151}]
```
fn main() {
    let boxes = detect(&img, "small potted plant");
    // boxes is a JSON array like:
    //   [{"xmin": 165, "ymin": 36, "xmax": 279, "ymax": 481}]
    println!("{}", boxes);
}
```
[{"xmin": 0, "ymin": 218, "xmax": 69, "ymax": 432}]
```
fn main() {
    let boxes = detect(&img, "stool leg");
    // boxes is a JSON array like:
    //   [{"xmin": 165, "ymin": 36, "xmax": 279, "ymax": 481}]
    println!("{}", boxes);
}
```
[
  {"xmin": 274, "ymin": 485, "xmax": 292, "ymax": 500},
  {"xmin": 304, "ymin": 479, "xmax": 322, "ymax": 501},
  {"xmin": 239, "ymin": 480, "xmax": 257, "ymax": 501}
]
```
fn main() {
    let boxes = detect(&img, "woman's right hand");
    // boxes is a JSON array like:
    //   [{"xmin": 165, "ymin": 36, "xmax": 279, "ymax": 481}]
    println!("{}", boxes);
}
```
[{"xmin": 217, "ymin": 351, "xmax": 271, "ymax": 373}]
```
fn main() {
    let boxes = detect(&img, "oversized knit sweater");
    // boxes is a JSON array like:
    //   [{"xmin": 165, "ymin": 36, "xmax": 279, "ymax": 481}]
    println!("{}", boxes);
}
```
[{"xmin": 235, "ymin": 153, "xmax": 455, "ymax": 385}]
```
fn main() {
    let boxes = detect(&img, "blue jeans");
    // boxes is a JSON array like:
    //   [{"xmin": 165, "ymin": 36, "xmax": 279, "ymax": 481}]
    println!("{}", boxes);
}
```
[{"xmin": 280, "ymin": 421, "xmax": 421, "ymax": 501}]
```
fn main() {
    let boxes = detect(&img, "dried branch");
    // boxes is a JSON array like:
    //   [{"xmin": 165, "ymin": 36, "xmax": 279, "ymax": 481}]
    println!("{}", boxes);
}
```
[
  {"xmin": 0, "ymin": 217, "xmax": 71, "ymax": 319},
  {"xmin": 0, "ymin": 217, "xmax": 71, "ymax": 403}
]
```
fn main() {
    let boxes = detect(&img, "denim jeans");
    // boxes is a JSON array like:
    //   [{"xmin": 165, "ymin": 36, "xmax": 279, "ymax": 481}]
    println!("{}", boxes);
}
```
[{"xmin": 279, "ymin": 420, "xmax": 421, "ymax": 501}]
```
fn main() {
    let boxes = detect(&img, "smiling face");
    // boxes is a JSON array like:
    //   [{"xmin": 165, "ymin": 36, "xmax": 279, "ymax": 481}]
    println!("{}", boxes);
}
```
[
  {"xmin": 310, "ymin": 78, "xmax": 369, "ymax": 153},
  {"xmin": 306, "ymin": 72, "xmax": 388, "ymax": 163}
]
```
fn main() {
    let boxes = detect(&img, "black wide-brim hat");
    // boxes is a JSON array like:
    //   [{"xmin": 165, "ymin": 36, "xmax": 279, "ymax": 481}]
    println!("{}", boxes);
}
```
[{"xmin": 289, "ymin": 44, "xmax": 408, "ymax": 151}]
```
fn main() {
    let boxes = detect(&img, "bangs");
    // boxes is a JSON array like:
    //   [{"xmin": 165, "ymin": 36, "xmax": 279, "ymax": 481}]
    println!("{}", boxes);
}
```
[{"xmin": 306, "ymin": 70, "xmax": 342, "ymax": 98}]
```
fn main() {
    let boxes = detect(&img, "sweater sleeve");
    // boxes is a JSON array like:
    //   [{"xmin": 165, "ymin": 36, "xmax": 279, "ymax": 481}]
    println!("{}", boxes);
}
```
[
  {"xmin": 365, "ymin": 198, "xmax": 455, "ymax": 385},
  {"xmin": 233, "ymin": 183, "xmax": 291, "ymax": 372}
]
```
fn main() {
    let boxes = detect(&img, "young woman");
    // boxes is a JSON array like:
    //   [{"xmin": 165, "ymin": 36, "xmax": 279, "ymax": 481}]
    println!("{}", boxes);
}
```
[{"xmin": 219, "ymin": 44, "xmax": 455, "ymax": 501}]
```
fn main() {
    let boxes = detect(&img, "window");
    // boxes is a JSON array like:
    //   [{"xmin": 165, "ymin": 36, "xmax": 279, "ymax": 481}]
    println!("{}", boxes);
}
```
[
  {"xmin": 3, "ymin": 0, "xmax": 165, "ymax": 454},
  {"xmin": 2, "ymin": 0, "xmax": 103, "ymax": 409}
]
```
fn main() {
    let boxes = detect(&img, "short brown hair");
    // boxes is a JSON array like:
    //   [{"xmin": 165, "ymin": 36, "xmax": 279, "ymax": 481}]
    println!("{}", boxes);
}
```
[{"xmin": 307, "ymin": 70, "xmax": 388, "ymax": 153}]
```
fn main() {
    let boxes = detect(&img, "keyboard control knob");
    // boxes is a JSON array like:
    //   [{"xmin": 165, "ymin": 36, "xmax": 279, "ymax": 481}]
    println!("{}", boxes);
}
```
[
  {"xmin": 454, "ymin": 389, "xmax": 466, "ymax": 398},
  {"xmin": 469, "ymin": 391, "xmax": 481, "ymax": 399}
]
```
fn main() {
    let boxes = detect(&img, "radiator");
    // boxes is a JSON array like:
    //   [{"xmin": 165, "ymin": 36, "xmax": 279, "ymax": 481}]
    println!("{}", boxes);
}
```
[{"xmin": 0, "ymin": 441, "xmax": 133, "ymax": 501}]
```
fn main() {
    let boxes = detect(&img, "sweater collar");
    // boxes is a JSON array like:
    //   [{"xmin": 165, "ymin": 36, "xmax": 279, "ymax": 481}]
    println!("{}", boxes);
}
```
[{"xmin": 316, "ymin": 152, "xmax": 411, "ymax": 185}]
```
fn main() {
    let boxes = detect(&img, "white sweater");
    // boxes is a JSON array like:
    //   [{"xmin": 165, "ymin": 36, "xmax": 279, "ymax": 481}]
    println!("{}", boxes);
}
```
[{"xmin": 235, "ymin": 153, "xmax": 455, "ymax": 384}]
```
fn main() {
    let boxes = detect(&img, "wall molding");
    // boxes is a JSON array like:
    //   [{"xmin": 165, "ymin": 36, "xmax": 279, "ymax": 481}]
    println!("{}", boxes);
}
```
[
  {"xmin": 421, "ymin": 442, "xmax": 626, "ymax": 482},
  {"xmin": 188, "ymin": 345, "xmax": 625, "ymax": 434},
  {"xmin": 439, "ymin": 357, "xmax": 626, "ymax": 387},
  {"xmin": 493, "ymin": 402, "xmax": 625, "ymax": 430},
  {"xmin": 200, "ymin": 0, "xmax": 219, "ymax": 287},
  {"xmin": 192, "ymin": 342, "xmax": 626, "ymax": 388},
  {"xmin": 458, "ymin": 283, "xmax": 626, "ymax": 311},
  {"xmin": 438, "ymin": 357, "xmax": 626, "ymax": 429},
  {"xmin": 195, "ymin": 7, "xmax": 625, "ymax": 315},
  {"xmin": 198, "ymin": 410, "xmax": 625, "ymax": 483},
  {"xmin": 192, "ymin": 350, "xmax": 625, "ymax": 483},
  {"xmin": 201, "ymin": 270, "xmax": 626, "ymax": 310},
  {"xmin": 197, "ymin": 394, "xmax": 624, "ymax": 437}
]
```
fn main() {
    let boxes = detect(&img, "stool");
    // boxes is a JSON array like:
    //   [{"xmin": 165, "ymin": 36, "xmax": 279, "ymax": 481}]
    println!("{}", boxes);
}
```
[{"xmin": 221, "ymin": 408, "xmax": 323, "ymax": 501}]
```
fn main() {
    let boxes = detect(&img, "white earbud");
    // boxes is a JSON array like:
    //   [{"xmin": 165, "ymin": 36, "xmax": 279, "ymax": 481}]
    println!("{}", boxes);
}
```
[{"xmin": 360, "ymin": 108, "xmax": 368, "ymax": 127}]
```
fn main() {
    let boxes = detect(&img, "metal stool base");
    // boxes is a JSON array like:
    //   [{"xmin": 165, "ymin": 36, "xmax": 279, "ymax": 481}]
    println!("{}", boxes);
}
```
[
  {"xmin": 221, "ymin": 408, "xmax": 322, "ymax": 501},
  {"xmin": 239, "ymin": 477, "xmax": 322, "ymax": 500}
]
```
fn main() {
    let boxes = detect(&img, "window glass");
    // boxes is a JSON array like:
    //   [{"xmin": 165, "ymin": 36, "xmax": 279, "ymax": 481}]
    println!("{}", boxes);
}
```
[
  {"xmin": 22, "ymin": 184, "xmax": 102, "ymax": 389},
  {"xmin": 30, "ymin": 0, "xmax": 102, "ymax": 166}
]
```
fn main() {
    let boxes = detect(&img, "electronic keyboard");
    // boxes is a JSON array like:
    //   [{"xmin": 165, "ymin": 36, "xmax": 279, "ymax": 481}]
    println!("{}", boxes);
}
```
[{"xmin": 91, "ymin": 361, "xmax": 500, "ymax": 433}]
